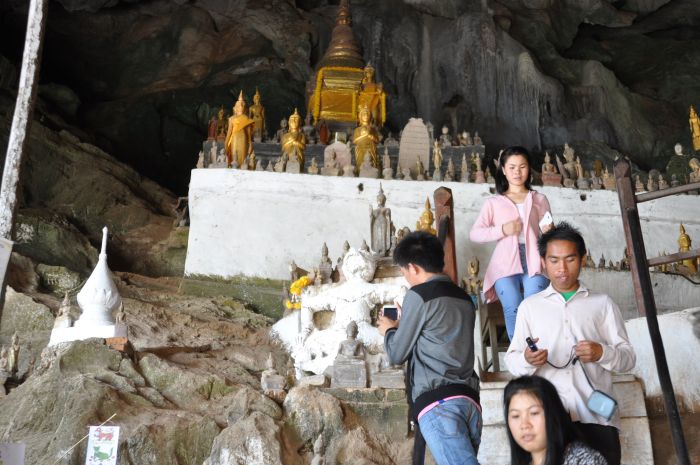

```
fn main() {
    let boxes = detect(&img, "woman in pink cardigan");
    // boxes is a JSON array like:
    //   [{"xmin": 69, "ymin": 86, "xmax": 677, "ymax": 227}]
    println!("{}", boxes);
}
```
[{"xmin": 470, "ymin": 146, "xmax": 554, "ymax": 340}]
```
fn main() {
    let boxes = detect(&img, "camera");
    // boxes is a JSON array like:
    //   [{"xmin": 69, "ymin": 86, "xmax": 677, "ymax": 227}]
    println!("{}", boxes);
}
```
[
  {"xmin": 586, "ymin": 390, "xmax": 618, "ymax": 421},
  {"xmin": 381, "ymin": 306, "xmax": 398, "ymax": 321},
  {"xmin": 525, "ymin": 337, "xmax": 539, "ymax": 352}
]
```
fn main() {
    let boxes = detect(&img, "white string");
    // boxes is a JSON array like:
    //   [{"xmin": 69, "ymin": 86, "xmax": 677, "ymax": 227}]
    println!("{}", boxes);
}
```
[{"xmin": 50, "ymin": 413, "xmax": 117, "ymax": 465}]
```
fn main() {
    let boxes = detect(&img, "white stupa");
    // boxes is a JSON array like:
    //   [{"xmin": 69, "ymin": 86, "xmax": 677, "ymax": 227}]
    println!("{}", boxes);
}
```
[
  {"xmin": 75, "ymin": 227, "xmax": 121, "ymax": 327},
  {"xmin": 48, "ymin": 227, "xmax": 127, "ymax": 346}
]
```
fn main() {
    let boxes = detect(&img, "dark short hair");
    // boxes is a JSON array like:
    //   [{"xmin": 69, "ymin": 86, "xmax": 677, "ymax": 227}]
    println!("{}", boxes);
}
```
[
  {"xmin": 537, "ymin": 221, "xmax": 587, "ymax": 258},
  {"xmin": 496, "ymin": 146, "xmax": 532, "ymax": 194},
  {"xmin": 504, "ymin": 376, "xmax": 579, "ymax": 465},
  {"xmin": 392, "ymin": 231, "xmax": 444, "ymax": 273}
]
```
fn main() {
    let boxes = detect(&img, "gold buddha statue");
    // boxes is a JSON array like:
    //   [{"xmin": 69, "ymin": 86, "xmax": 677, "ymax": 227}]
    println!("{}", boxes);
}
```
[
  {"xmin": 225, "ymin": 91, "xmax": 255, "ymax": 168},
  {"xmin": 281, "ymin": 108, "xmax": 306, "ymax": 167},
  {"xmin": 352, "ymin": 104, "xmax": 380, "ymax": 170},
  {"xmin": 249, "ymin": 88, "xmax": 266, "ymax": 142},
  {"xmin": 690, "ymin": 105, "xmax": 700, "ymax": 152},
  {"xmin": 307, "ymin": 0, "xmax": 386, "ymax": 130},
  {"xmin": 416, "ymin": 198, "xmax": 437, "ymax": 235},
  {"xmin": 678, "ymin": 223, "xmax": 697, "ymax": 274}
]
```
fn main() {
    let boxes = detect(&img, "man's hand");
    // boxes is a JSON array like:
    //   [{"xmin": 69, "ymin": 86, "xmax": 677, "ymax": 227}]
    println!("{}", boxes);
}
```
[
  {"xmin": 575, "ymin": 340, "xmax": 603, "ymax": 363},
  {"xmin": 502, "ymin": 218, "xmax": 523, "ymax": 236},
  {"xmin": 524, "ymin": 337, "xmax": 548, "ymax": 367},
  {"xmin": 377, "ymin": 315, "xmax": 399, "ymax": 336}
]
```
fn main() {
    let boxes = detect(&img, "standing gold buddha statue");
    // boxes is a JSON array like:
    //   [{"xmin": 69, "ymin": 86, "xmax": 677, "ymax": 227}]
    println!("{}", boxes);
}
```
[
  {"xmin": 225, "ymin": 91, "xmax": 254, "ymax": 168},
  {"xmin": 281, "ymin": 108, "xmax": 306, "ymax": 168},
  {"xmin": 249, "ymin": 88, "xmax": 266, "ymax": 142}
]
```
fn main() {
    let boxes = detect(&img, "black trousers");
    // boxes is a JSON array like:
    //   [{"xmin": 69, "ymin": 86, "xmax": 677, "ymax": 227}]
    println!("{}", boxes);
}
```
[{"xmin": 574, "ymin": 422, "xmax": 621, "ymax": 465}]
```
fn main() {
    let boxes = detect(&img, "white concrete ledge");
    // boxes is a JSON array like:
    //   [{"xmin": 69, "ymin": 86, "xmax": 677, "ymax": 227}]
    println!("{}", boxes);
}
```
[{"xmin": 185, "ymin": 169, "xmax": 700, "ymax": 282}]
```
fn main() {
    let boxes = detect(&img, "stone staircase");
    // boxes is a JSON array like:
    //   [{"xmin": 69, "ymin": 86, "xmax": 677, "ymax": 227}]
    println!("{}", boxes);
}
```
[{"xmin": 478, "ymin": 372, "xmax": 654, "ymax": 465}]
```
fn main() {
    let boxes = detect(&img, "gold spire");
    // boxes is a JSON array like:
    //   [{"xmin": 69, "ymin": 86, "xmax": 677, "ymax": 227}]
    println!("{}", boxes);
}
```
[
  {"xmin": 317, "ymin": 0, "xmax": 364, "ymax": 69},
  {"xmin": 690, "ymin": 105, "xmax": 700, "ymax": 151}
]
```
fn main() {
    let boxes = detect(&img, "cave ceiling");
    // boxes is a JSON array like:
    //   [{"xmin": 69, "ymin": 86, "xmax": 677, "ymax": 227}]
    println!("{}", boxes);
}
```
[{"xmin": 1, "ymin": 0, "xmax": 699, "ymax": 194}]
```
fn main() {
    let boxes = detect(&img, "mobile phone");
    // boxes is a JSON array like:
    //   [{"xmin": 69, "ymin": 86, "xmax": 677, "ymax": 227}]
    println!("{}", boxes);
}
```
[
  {"xmin": 538, "ymin": 211, "xmax": 553, "ymax": 231},
  {"xmin": 381, "ymin": 306, "xmax": 398, "ymax": 321},
  {"xmin": 526, "ymin": 337, "xmax": 539, "ymax": 352}
]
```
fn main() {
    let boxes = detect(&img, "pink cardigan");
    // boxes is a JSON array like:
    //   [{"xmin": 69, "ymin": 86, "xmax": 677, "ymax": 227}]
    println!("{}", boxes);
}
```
[{"xmin": 469, "ymin": 191, "xmax": 551, "ymax": 303}]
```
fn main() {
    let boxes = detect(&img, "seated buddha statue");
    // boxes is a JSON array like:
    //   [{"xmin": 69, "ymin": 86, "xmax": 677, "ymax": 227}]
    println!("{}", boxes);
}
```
[
  {"xmin": 352, "ymin": 105, "xmax": 380, "ymax": 170},
  {"xmin": 248, "ymin": 88, "xmax": 266, "ymax": 142},
  {"xmin": 224, "ymin": 91, "xmax": 254, "ymax": 168},
  {"xmin": 415, "ymin": 198, "xmax": 436, "ymax": 235},
  {"xmin": 281, "ymin": 108, "xmax": 306, "ymax": 168}
]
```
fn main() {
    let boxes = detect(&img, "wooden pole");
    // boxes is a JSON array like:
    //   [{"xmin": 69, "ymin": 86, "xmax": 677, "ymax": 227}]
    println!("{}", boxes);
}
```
[
  {"xmin": 433, "ymin": 187, "xmax": 458, "ymax": 284},
  {"xmin": 614, "ymin": 158, "xmax": 690, "ymax": 465},
  {"xmin": 0, "ymin": 0, "xmax": 49, "ymax": 325}
]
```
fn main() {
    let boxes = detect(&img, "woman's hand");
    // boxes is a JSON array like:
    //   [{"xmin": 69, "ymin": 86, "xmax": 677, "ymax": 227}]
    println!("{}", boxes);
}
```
[
  {"xmin": 541, "ymin": 223, "xmax": 554, "ymax": 233},
  {"xmin": 501, "ymin": 218, "xmax": 523, "ymax": 236}
]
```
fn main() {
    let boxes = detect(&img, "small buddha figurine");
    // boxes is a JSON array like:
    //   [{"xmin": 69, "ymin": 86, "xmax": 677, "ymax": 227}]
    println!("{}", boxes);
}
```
[
  {"xmin": 318, "ymin": 120, "xmax": 330, "ymax": 145},
  {"xmin": 281, "ymin": 108, "xmax": 306, "ymax": 169},
  {"xmin": 598, "ymin": 254, "xmax": 606, "ymax": 270},
  {"xmin": 370, "ymin": 185, "xmax": 393, "ymax": 257},
  {"xmin": 8, "ymin": 332, "xmax": 19, "ymax": 375},
  {"xmin": 415, "ymin": 158, "xmax": 426, "ymax": 181},
  {"xmin": 659, "ymin": 175, "xmax": 669, "ymax": 190},
  {"xmin": 353, "ymin": 105, "xmax": 380, "ymax": 170},
  {"xmin": 416, "ymin": 198, "xmax": 436, "ymax": 235},
  {"xmin": 462, "ymin": 256, "xmax": 482, "ymax": 296},
  {"xmin": 574, "ymin": 156, "xmax": 584, "ymax": 180},
  {"xmin": 646, "ymin": 173, "xmax": 659, "ymax": 192},
  {"xmin": 224, "ymin": 91, "xmax": 255, "ymax": 168},
  {"xmin": 432, "ymin": 140, "xmax": 443, "ymax": 181},
  {"xmin": 445, "ymin": 156, "xmax": 456, "ymax": 182},
  {"xmin": 666, "ymin": 143, "xmax": 691, "ymax": 184},
  {"xmin": 318, "ymin": 242, "xmax": 333, "ymax": 284},
  {"xmin": 620, "ymin": 247, "xmax": 631, "ymax": 271},
  {"xmin": 336, "ymin": 321, "xmax": 365, "ymax": 360},
  {"xmin": 207, "ymin": 107, "xmax": 227, "ymax": 141},
  {"xmin": 560, "ymin": 143, "xmax": 577, "ymax": 180},
  {"xmin": 689, "ymin": 158, "xmax": 700, "ymax": 183},
  {"xmin": 432, "ymin": 140, "xmax": 443, "ymax": 171},
  {"xmin": 473, "ymin": 131, "xmax": 483, "ymax": 145},
  {"xmin": 115, "ymin": 302, "xmax": 126, "ymax": 325},
  {"xmin": 302, "ymin": 113, "xmax": 317, "ymax": 145},
  {"xmin": 585, "ymin": 253, "xmax": 595, "ymax": 269},
  {"xmin": 678, "ymin": 223, "xmax": 697, "ymax": 274},
  {"xmin": 248, "ymin": 88, "xmax": 266, "ymax": 142},
  {"xmin": 274, "ymin": 118, "xmax": 288, "ymax": 143},
  {"xmin": 310, "ymin": 435, "xmax": 325, "ymax": 465},
  {"xmin": 439, "ymin": 125, "xmax": 452, "ymax": 148},
  {"xmin": 635, "ymin": 174, "xmax": 645, "ymax": 192},
  {"xmin": 308, "ymin": 157, "xmax": 319, "ymax": 174},
  {"xmin": 461, "ymin": 153, "xmax": 470, "ymax": 182},
  {"xmin": 54, "ymin": 292, "xmax": 73, "ymax": 329},
  {"xmin": 691, "ymin": 105, "xmax": 700, "ymax": 152},
  {"xmin": 542, "ymin": 152, "xmax": 557, "ymax": 174},
  {"xmin": 593, "ymin": 159, "xmax": 603, "ymax": 178},
  {"xmin": 382, "ymin": 147, "xmax": 393, "ymax": 180},
  {"xmin": 207, "ymin": 114, "xmax": 217, "ymax": 140}
]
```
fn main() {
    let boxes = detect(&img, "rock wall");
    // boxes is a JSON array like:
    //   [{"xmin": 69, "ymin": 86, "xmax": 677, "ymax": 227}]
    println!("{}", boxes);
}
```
[{"xmin": 2, "ymin": 0, "xmax": 698, "ymax": 194}]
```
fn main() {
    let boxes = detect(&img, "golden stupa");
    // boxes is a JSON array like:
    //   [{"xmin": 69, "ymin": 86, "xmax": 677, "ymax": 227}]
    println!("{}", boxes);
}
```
[{"xmin": 307, "ymin": 0, "xmax": 386, "ymax": 129}]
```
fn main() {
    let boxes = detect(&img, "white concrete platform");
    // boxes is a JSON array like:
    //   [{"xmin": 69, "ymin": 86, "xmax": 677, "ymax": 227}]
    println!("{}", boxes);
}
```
[
  {"xmin": 48, "ymin": 323, "xmax": 127, "ymax": 346},
  {"xmin": 185, "ymin": 169, "xmax": 700, "ymax": 282}
]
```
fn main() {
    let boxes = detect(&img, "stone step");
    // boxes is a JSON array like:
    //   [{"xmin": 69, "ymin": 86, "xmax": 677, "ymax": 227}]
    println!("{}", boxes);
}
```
[{"xmin": 478, "ymin": 373, "xmax": 653, "ymax": 465}]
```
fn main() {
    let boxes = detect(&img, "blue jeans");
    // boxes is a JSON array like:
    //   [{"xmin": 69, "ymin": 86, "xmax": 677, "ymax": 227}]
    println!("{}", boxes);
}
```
[
  {"xmin": 494, "ymin": 244, "xmax": 549, "ymax": 341},
  {"xmin": 418, "ymin": 398, "xmax": 482, "ymax": 465}
]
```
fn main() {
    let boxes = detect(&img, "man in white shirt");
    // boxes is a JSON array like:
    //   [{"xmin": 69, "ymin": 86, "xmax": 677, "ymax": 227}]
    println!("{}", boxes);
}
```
[{"xmin": 505, "ymin": 222, "xmax": 635, "ymax": 465}]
